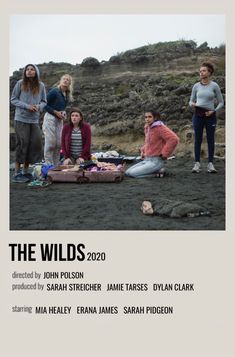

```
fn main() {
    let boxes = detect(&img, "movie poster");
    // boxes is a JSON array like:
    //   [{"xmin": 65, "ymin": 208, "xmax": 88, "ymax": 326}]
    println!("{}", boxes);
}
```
[{"xmin": 0, "ymin": 0, "xmax": 234, "ymax": 356}]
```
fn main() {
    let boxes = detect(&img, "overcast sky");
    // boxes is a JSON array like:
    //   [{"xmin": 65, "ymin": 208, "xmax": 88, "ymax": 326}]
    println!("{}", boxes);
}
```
[{"xmin": 10, "ymin": 14, "xmax": 225, "ymax": 75}]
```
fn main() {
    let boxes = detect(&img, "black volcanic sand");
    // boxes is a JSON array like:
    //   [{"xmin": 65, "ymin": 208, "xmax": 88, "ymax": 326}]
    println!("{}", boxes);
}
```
[{"xmin": 10, "ymin": 158, "xmax": 225, "ymax": 230}]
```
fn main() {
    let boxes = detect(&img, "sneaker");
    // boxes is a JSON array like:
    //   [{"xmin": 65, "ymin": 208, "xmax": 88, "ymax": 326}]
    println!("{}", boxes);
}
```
[
  {"xmin": 23, "ymin": 172, "xmax": 34, "ymax": 181},
  {"xmin": 207, "ymin": 162, "xmax": 217, "ymax": 173},
  {"xmin": 12, "ymin": 173, "xmax": 30, "ymax": 183},
  {"xmin": 155, "ymin": 167, "xmax": 165, "ymax": 178},
  {"xmin": 192, "ymin": 162, "xmax": 200, "ymax": 173}
]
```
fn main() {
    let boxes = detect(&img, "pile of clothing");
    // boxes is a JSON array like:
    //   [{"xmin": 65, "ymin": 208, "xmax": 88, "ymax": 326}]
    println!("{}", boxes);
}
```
[
  {"xmin": 61, "ymin": 160, "xmax": 124, "ymax": 172},
  {"xmin": 91, "ymin": 150, "xmax": 121, "ymax": 159}
]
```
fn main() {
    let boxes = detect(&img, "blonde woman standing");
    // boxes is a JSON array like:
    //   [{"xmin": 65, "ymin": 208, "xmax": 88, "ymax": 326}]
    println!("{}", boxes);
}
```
[{"xmin": 43, "ymin": 74, "xmax": 73, "ymax": 165}]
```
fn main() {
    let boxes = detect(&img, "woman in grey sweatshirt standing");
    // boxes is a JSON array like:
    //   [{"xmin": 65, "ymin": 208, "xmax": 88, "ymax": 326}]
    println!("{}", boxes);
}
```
[
  {"xmin": 189, "ymin": 62, "xmax": 224, "ymax": 173},
  {"xmin": 11, "ymin": 64, "xmax": 47, "ymax": 182}
]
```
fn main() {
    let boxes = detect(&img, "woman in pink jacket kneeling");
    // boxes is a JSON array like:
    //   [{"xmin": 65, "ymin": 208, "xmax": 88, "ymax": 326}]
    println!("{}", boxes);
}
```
[
  {"xmin": 125, "ymin": 109, "xmax": 179, "ymax": 178},
  {"xmin": 61, "ymin": 107, "xmax": 91, "ymax": 165}
]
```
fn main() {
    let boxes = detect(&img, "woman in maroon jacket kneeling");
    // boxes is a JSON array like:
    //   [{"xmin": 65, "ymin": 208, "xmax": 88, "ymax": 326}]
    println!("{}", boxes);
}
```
[{"xmin": 61, "ymin": 107, "xmax": 91, "ymax": 165}]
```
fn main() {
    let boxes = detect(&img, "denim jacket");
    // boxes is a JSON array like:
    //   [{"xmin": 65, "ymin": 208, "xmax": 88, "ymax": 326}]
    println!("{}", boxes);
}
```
[{"xmin": 44, "ymin": 87, "xmax": 69, "ymax": 115}]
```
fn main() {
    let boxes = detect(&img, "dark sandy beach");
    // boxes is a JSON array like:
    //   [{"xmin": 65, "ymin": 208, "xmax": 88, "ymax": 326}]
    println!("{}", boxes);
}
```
[{"xmin": 10, "ymin": 157, "xmax": 225, "ymax": 231}]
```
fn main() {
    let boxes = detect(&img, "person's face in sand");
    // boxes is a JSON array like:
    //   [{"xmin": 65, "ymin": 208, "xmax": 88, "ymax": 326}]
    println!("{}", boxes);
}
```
[
  {"xmin": 144, "ymin": 112, "xmax": 155, "ymax": 126},
  {"xmin": 141, "ymin": 201, "xmax": 154, "ymax": 215},
  {"xmin": 71, "ymin": 112, "xmax": 82, "ymax": 127}
]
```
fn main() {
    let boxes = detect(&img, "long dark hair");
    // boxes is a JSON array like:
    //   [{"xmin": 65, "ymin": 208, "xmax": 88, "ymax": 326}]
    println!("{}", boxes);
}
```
[
  {"xmin": 21, "ymin": 64, "xmax": 40, "ymax": 95},
  {"xmin": 69, "ymin": 107, "xmax": 84, "ymax": 127},
  {"xmin": 144, "ymin": 109, "xmax": 162, "ymax": 121}
]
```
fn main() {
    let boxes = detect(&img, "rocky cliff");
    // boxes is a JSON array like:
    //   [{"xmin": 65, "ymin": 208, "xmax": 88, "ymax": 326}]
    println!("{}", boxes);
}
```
[{"xmin": 10, "ymin": 40, "xmax": 225, "ymax": 156}]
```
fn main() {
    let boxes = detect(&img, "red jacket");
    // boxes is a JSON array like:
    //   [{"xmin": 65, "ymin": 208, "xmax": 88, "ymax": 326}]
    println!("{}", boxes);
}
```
[
  {"xmin": 61, "ymin": 122, "xmax": 91, "ymax": 160},
  {"xmin": 142, "ymin": 122, "xmax": 179, "ymax": 158}
]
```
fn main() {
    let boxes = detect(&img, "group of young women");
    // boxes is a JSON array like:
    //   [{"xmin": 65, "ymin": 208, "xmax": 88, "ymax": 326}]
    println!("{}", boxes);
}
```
[
  {"xmin": 11, "ymin": 64, "xmax": 91, "ymax": 182},
  {"xmin": 10, "ymin": 61, "xmax": 224, "ymax": 182}
]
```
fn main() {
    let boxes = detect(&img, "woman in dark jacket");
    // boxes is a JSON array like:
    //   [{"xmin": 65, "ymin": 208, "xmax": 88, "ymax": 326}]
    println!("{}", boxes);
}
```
[
  {"xmin": 43, "ymin": 74, "xmax": 73, "ymax": 165},
  {"xmin": 61, "ymin": 107, "xmax": 91, "ymax": 165}
]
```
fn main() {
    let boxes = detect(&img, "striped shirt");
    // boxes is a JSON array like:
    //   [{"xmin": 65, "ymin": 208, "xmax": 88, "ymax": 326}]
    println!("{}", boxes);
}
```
[{"xmin": 70, "ymin": 128, "xmax": 83, "ymax": 159}]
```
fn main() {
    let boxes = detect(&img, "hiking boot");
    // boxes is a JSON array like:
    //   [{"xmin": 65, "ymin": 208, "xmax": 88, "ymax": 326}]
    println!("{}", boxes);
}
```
[
  {"xmin": 207, "ymin": 162, "xmax": 217, "ymax": 173},
  {"xmin": 12, "ymin": 173, "xmax": 30, "ymax": 183},
  {"xmin": 192, "ymin": 162, "xmax": 200, "ymax": 173}
]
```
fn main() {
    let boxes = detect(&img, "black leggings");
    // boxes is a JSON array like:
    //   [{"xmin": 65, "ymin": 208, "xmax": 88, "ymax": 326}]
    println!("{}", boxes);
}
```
[{"xmin": 192, "ymin": 113, "xmax": 216, "ymax": 162}]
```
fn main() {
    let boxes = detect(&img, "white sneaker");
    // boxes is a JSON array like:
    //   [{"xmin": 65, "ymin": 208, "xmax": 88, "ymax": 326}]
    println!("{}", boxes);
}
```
[
  {"xmin": 207, "ymin": 162, "xmax": 217, "ymax": 173},
  {"xmin": 192, "ymin": 162, "xmax": 200, "ymax": 173},
  {"xmin": 155, "ymin": 167, "xmax": 165, "ymax": 178}
]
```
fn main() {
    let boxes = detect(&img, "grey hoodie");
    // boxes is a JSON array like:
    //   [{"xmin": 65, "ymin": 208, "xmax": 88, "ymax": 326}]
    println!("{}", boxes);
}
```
[{"xmin": 11, "ymin": 64, "xmax": 47, "ymax": 124}]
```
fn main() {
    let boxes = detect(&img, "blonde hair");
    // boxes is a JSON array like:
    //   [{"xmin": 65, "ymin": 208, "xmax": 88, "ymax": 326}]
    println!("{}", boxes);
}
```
[{"xmin": 57, "ymin": 74, "xmax": 74, "ymax": 102}]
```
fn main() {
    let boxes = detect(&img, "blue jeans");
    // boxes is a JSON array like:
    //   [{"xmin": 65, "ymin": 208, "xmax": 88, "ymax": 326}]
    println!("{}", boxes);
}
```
[
  {"xmin": 125, "ymin": 157, "xmax": 164, "ymax": 178},
  {"xmin": 192, "ymin": 113, "xmax": 216, "ymax": 162}
]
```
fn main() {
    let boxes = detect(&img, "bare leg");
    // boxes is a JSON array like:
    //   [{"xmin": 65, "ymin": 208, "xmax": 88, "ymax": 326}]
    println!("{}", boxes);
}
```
[
  {"xmin": 23, "ymin": 162, "xmax": 29, "ymax": 170},
  {"xmin": 15, "ymin": 162, "xmax": 21, "ymax": 173}
]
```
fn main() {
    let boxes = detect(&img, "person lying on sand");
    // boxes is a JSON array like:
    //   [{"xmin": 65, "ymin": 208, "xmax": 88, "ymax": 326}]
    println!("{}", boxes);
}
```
[
  {"xmin": 141, "ymin": 199, "xmax": 210, "ymax": 218},
  {"xmin": 125, "ymin": 109, "xmax": 179, "ymax": 178}
]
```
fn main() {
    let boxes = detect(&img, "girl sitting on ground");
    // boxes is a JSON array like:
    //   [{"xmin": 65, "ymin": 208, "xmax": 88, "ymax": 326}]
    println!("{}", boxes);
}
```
[
  {"xmin": 125, "ymin": 109, "xmax": 179, "ymax": 178},
  {"xmin": 61, "ymin": 107, "xmax": 91, "ymax": 165}
]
